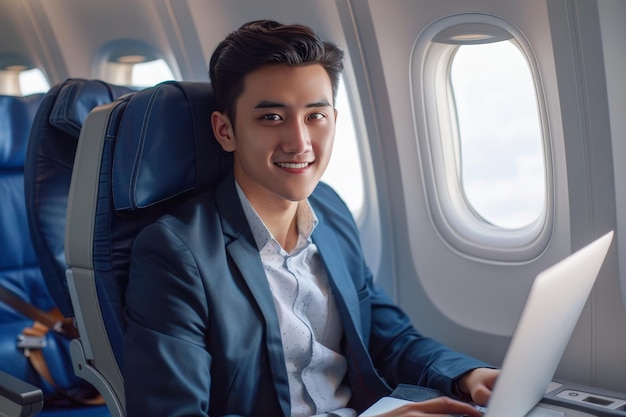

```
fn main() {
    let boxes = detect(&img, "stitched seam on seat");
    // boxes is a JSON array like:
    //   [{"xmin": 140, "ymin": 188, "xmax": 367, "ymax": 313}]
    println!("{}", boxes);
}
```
[{"xmin": 129, "ymin": 88, "xmax": 159, "ymax": 209}]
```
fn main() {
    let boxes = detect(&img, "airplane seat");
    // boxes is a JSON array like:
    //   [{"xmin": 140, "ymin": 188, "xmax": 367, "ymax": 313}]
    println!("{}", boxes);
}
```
[
  {"xmin": 0, "ymin": 92, "xmax": 111, "ymax": 416},
  {"xmin": 20, "ymin": 79, "xmax": 133, "ymax": 416},
  {"xmin": 0, "ymin": 93, "xmax": 46, "ymax": 417},
  {"xmin": 64, "ymin": 80, "xmax": 231, "ymax": 417},
  {"xmin": 24, "ymin": 79, "xmax": 134, "ymax": 319}
]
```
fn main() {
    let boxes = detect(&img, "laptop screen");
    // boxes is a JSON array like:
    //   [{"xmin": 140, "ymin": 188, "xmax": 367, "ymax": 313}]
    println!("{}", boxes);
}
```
[{"xmin": 484, "ymin": 231, "xmax": 613, "ymax": 417}]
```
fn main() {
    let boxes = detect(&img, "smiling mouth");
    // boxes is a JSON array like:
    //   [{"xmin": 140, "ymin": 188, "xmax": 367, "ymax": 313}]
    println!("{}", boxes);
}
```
[{"xmin": 275, "ymin": 162, "xmax": 311, "ymax": 169}]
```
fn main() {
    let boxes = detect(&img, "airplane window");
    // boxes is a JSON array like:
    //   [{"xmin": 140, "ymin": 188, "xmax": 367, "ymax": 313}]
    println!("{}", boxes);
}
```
[
  {"xmin": 101, "ymin": 57, "xmax": 175, "ymax": 87},
  {"xmin": 0, "ymin": 65, "xmax": 49, "ymax": 96},
  {"xmin": 95, "ymin": 40, "xmax": 175, "ymax": 87},
  {"xmin": 450, "ymin": 41, "xmax": 545, "ymax": 230},
  {"xmin": 321, "ymin": 76, "xmax": 364, "ymax": 216},
  {"xmin": 19, "ymin": 68, "xmax": 50, "ymax": 95},
  {"xmin": 131, "ymin": 58, "xmax": 175, "ymax": 87},
  {"xmin": 412, "ymin": 15, "xmax": 552, "ymax": 261}
]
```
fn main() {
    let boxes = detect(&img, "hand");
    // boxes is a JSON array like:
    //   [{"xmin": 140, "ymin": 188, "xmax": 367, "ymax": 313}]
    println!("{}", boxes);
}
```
[
  {"xmin": 457, "ymin": 368, "xmax": 500, "ymax": 406},
  {"xmin": 371, "ymin": 396, "xmax": 483, "ymax": 417}
]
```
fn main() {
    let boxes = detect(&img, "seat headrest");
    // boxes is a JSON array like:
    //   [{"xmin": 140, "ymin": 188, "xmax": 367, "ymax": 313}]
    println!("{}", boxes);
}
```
[
  {"xmin": 24, "ymin": 79, "xmax": 134, "ymax": 319},
  {"xmin": 0, "ymin": 94, "xmax": 44, "ymax": 168},
  {"xmin": 112, "ymin": 81, "xmax": 232, "ymax": 212},
  {"xmin": 49, "ymin": 79, "xmax": 134, "ymax": 138}
]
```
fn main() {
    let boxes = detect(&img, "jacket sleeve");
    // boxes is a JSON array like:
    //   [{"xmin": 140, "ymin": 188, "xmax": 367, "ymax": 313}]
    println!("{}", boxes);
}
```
[
  {"xmin": 365, "ymin": 269, "xmax": 492, "ymax": 397},
  {"xmin": 124, "ymin": 222, "xmax": 221, "ymax": 417}
]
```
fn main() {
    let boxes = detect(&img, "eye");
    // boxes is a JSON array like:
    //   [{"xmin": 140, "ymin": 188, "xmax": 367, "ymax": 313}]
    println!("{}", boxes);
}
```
[
  {"xmin": 262, "ymin": 114, "xmax": 282, "ymax": 121},
  {"xmin": 308, "ymin": 112, "xmax": 326, "ymax": 120}
]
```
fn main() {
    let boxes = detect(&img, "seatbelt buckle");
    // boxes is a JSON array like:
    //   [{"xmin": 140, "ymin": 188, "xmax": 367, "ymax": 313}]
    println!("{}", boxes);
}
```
[{"xmin": 16, "ymin": 334, "xmax": 47, "ymax": 350}]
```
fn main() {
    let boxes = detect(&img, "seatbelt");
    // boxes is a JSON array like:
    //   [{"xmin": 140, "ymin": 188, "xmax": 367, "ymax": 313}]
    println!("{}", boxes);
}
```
[
  {"xmin": 0, "ymin": 286, "xmax": 105, "ymax": 405},
  {"xmin": 0, "ymin": 286, "xmax": 78, "ymax": 338}
]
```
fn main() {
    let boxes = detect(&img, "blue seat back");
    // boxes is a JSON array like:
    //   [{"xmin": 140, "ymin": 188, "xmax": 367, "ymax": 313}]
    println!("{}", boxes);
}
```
[
  {"xmin": 0, "ymin": 93, "xmax": 74, "ymax": 403},
  {"xmin": 24, "ymin": 79, "xmax": 134, "ymax": 318},
  {"xmin": 0, "ymin": 93, "xmax": 51, "ymax": 370},
  {"xmin": 0, "ymin": 93, "xmax": 46, "ymax": 311},
  {"xmin": 64, "ymin": 81, "xmax": 231, "ymax": 414},
  {"xmin": 106, "ymin": 81, "xmax": 231, "ymax": 359}
]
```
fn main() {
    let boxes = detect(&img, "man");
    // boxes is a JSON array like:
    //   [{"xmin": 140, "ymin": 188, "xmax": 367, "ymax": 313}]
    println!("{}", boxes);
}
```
[{"xmin": 124, "ymin": 20, "xmax": 498, "ymax": 417}]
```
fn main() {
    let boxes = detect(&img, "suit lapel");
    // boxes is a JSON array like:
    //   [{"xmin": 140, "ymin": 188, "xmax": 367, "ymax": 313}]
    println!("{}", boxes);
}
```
[
  {"xmin": 313, "ymin": 222, "xmax": 391, "ymax": 408},
  {"xmin": 313, "ymin": 224, "xmax": 363, "ymax": 338},
  {"xmin": 215, "ymin": 177, "xmax": 275, "ymax": 320},
  {"xmin": 215, "ymin": 177, "xmax": 291, "ymax": 416}
]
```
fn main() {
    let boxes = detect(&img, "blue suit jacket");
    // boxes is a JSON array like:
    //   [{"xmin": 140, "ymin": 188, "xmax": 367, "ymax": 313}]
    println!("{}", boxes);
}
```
[{"xmin": 123, "ymin": 176, "xmax": 489, "ymax": 416}]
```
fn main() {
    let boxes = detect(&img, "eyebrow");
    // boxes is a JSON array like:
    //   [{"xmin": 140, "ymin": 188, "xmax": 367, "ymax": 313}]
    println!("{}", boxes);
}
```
[{"xmin": 254, "ymin": 99, "xmax": 332, "ymax": 109}]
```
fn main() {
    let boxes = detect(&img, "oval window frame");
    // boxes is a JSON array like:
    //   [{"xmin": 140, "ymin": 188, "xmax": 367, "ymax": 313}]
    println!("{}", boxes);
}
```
[
  {"xmin": 411, "ymin": 13, "xmax": 553, "ymax": 262},
  {"xmin": 0, "ymin": 54, "xmax": 50, "ymax": 95},
  {"xmin": 93, "ymin": 39, "xmax": 177, "ymax": 87}
]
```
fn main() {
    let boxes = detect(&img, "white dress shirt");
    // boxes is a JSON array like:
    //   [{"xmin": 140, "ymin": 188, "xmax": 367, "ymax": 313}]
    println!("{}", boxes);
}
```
[{"xmin": 236, "ymin": 184, "xmax": 356, "ymax": 417}]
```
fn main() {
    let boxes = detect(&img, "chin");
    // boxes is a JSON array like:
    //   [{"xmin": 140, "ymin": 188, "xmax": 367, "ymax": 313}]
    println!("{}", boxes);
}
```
[
  {"xmin": 278, "ymin": 179, "xmax": 319, "ymax": 202},
  {"xmin": 282, "ymin": 187, "xmax": 316, "ymax": 202}
]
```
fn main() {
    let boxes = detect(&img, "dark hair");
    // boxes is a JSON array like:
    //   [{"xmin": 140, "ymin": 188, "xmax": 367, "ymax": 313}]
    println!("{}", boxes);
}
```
[{"xmin": 209, "ymin": 20, "xmax": 344, "ymax": 122}]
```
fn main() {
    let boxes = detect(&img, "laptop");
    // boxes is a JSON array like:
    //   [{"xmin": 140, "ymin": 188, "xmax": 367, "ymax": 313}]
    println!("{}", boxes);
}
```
[{"xmin": 361, "ymin": 230, "xmax": 614, "ymax": 417}]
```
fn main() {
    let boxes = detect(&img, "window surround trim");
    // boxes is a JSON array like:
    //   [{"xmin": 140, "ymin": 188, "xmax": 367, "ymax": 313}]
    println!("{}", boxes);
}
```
[{"xmin": 410, "ymin": 13, "xmax": 554, "ymax": 263}]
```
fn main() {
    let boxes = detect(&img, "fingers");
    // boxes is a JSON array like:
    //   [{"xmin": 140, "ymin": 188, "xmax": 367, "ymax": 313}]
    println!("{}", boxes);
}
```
[
  {"xmin": 411, "ymin": 397, "xmax": 482, "ymax": 417},
  {"xmin": 469, "ymin": 385, "xmax": 491, "ymax": 408},
  {"xmin": 459, "ymin": 368, "xmax": 500, "ymax": 405},
  {"xmin": 373, "ymin": 397, "xmax": 483, "ymax": 417}
]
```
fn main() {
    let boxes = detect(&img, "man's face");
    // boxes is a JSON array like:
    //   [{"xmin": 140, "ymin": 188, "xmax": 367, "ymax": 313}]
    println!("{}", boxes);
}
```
[{"xmin": 214, "ymin": 63, "xmax": 336, "ymax": 209}]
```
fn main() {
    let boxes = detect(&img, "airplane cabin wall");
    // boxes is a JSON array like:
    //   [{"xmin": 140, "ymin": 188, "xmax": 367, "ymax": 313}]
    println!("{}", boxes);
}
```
[
  {"xmin": 338, "ymin": 0, "xmax": 626, "ymax": 393},
  {"xmin": 597, "ymin": 0, "xmax": 626, "ymax": 392},
  {"xmin": 2, "ymin": 0, "xmax": 625, "ymax": 395},
  {"xmin": 545, "ymin": 0, "xmax": 626, "ymax": 391}
]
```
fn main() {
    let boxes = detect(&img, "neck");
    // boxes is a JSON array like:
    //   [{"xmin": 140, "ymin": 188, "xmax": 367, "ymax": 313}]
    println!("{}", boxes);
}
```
[
  {"xmin": 236, "ymin": 183, "xmax": 300, "ymax": 252},
  {"xmin": 255, "ymin": 200, "xmax": 299, "ymax": 252}
]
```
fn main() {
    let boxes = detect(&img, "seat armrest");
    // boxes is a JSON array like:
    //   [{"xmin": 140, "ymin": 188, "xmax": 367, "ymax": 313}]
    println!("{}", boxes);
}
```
[{"xmin": 0, "ymin": 371, "xmax": 44, "ymax": 417}]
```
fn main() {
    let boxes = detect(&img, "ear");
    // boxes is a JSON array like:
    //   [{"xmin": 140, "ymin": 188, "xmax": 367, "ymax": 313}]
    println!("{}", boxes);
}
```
[{"xmin": 211, "ymin": 111, "xmax": 236, "ymax": 152}]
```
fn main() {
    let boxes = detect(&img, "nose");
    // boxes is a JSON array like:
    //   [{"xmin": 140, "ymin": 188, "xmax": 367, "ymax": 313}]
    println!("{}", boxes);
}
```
[{"xmin": 281, "ymin": 118, "xmax": 312, "ymax": 154}]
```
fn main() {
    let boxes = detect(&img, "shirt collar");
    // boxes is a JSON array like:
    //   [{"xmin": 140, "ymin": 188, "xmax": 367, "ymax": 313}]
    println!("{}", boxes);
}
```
[{"xmin": 235, "ymin": 181, "xmax": 318, "ymax": 252}]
